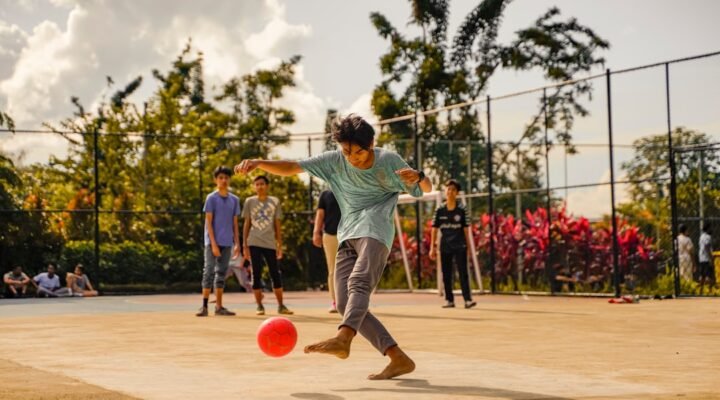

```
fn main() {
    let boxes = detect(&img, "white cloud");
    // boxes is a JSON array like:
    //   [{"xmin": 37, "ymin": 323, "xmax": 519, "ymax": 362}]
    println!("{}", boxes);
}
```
[
  {"xmin": 278, "ymin": 63, "xmax": 328, "ymax": 133},
  {"xmin": 47, "ymin": 0, "xmax": 75, "ymax": 8},
  {"xmin": 0, "ymin": 20, "xmax": 70, "ymax": 124},
  {"xmin": 0, "ymin": 21, "xmax": 28, "ymax": 80},
  {"xmin": 341, "ymin": 93, "xmax": 376, "ymax": 125},
  {"xmin": 0, "ymin": 132, "xmax": 67, "ymax": 164},
  {"xmin": 0, "ymin": 0, "xmax": 329, "ymax": 165},
  {"xmin": 245, "ymin": 17, "xmax": 311, "ymax": 60},
  {"xmin": 565, "ymin": 169, "xmax": 630, "ymax": 219}
]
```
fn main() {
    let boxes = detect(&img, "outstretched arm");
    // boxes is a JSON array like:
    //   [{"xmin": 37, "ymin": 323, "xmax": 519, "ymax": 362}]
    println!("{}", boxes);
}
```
[
  {"xmin": 396, "ymin": 168, "xmax": 433, "ymax": 193},
  {"xmin": 234, "ymin": 160, "xmax": 303, "ymax": 176}
]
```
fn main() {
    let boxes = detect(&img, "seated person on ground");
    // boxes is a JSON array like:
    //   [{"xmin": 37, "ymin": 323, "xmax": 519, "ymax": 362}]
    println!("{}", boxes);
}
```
[
  {"xmin": 4, "ymin": 266, "xmax": 31, "ymax": 298},
  {"xmin": 553, "ymin": 266, "xmax": 578, "ymax": 292},
  {"xmin": 585, "ymin": 265, "xmax": 605, "ymax": 292},
  {"xmin": 66, "ymin": 264, "xmax": 98, "ymax": 297},
  {"xmin": 33, "ymin": 263, "xmax": 70, "ymax": 297}
]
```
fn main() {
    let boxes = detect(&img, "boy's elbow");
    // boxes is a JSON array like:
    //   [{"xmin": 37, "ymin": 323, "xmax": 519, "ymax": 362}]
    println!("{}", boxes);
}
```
[{"xmin": 290, "ymin": 162, "xmax": 304, "ymax": 175}]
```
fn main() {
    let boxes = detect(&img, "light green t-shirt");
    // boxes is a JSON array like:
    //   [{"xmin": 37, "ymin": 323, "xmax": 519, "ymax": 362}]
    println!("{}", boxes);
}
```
[{"xmin": 299, "ymin": 148, "xmax": 423, "ymax": 249}]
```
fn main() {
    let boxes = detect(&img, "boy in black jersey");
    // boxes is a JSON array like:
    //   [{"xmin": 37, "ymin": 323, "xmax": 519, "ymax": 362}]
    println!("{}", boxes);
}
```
[{"xmin": 429, "ymin": 179, "xmax": 476, "ymax": 309}]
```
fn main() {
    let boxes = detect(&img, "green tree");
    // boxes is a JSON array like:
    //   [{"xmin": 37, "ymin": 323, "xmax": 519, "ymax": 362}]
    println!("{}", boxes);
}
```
[
  {"xmin": 0, "ymin": 154, "xmax": 63, "ymax": 274},
  {"xmin": 370, "ymin": 0, "xmax": 609, "ymax": 207},
  {"xmin": 619, "ymin": 127, "xmax": 720, "ymax": 253},
  {"xmin": 0, "ymin": 153, "xmax": 21, "ymax": 272},
  {"xmin": 322, "ymin": 109, "xmax": 338, "ymax": 151},
  {"xmin": 20, "ymin": 41, "xmax": 315, "ymax": 288},
  {"xmin": 41, "ymin": 42, "xmax": 304, "ymax": 244}
]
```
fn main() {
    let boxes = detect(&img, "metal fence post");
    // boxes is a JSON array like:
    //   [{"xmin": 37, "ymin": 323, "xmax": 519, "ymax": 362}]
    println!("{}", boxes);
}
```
[
  {"xmin": 307, "ymin": 138, "xmax": 313, "ymax": 212},
  {"xmin": 93, "ymin": 128, "xmax": 101, "ymax": 292},
  {"xmin": 606, "ymin": 69, "xmax": 621, "ymax": 298},
  {"xmin": 699, "ymin": 150, "xmax": 705, "ymax": 233},
  {"xmin": 486, "ymin": 96, "xmax": 496, "ymax": 293},
  {"xmin": 307, "ymin": 137, "xmax": 314, "ymax": 290},
  {"xmin": 413, "ymin": 107, "xmax": 422, "ymax": 287},
  {"xmin": 466, "ymin": 138, "xmax": 472, "ymax": 216},
  {"xmin": 543, "ymin": 88, "xmax": 554, "ymax": 294},
  {"xmin": 666, "ymin": 62, "xmax": 681, "ymax": 297},
  {"xmin": 197, "ymin": 137, "xmax": 203, "ymax": 229}
]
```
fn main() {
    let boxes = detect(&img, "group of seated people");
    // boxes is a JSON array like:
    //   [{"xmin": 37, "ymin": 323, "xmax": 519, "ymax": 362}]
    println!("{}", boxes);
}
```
[{"xmin": 2, "ymin": 263, "xmax": 98, "ymax": 299}]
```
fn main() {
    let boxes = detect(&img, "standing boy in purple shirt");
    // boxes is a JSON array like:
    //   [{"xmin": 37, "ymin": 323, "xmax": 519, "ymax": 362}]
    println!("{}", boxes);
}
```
[{"xmin": 196, "ymin": 166, "xmax": 241, "ymax": 317}]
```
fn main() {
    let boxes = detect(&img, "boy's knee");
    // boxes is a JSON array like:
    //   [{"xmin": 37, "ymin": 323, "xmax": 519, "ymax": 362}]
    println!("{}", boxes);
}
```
[
  {"xmin": 202, "ymin": 275, "xmax": 214, "ymax": 289},
  {"xmin": 336, "ymin": 298, "xmax": 347, "ymax": 315},
  {"xmin": 270, "ymin": 271, "xmax": 282, "ymax": 289},
  {"xmin": 214, "ymin": 274, "xmax": 226, "ymax": 289},
  {"xmin": 347, "ymin": 276, "xmax": 371, "ymax": 295}
]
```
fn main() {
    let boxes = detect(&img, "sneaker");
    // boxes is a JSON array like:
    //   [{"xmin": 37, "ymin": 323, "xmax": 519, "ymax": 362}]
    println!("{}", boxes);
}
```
[
  {"xmin": 329, "ymin": 301, "xmax": 338, "ymax": 314},
  {"xmin": 442, "ymin": 302, "xmax": 455, "ymax": 308},
  {"xmin": 464, "ymin": 301, "xmax": 477, "ymax": 309},
  {"xmin": 256, "ymin": 304, "xmax": 265, "ymax": 315},
  {"xmin": 196, "ymin": 306, "xmax": 208, "ymax": 317},
  {"xmin": 278, "ymin": 305, "xmax": 294, "ymax": 315},
  {"xmin": 215, "ymin": 307, "xmax": 236, "ymax": 316}
]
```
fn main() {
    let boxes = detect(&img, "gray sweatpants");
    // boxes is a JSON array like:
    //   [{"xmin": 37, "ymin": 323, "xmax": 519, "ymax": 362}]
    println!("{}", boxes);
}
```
[
  {"xmin": 202, "ymin": 246, "xmax": 232, "ymax": 289},
  {"xmin": 335, "ymin": 237, "xmax": 396, "ymax": 355}
]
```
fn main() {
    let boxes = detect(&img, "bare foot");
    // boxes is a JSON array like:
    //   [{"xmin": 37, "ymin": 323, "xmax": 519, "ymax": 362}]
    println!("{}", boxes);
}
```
[
  {"xmin": 368, "ymin": 351, "xmax": 415, "ymax": 380},
  {"xmin": 304, "ymin": 337, "xmax": 351, "ymax": 359}
]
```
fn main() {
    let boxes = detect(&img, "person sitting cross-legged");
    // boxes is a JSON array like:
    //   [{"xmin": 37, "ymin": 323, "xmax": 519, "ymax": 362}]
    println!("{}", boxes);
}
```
[
  {"xmin": 4, "ymin": 266, "xmax": 30, "ymax": 298},
  {"xmin": 66, "ymin": 264, "xmax": 98, "ymax": 297},
  {"xmin": 33, "ymin": 263, "xmax": 71, "ymax": 298}
]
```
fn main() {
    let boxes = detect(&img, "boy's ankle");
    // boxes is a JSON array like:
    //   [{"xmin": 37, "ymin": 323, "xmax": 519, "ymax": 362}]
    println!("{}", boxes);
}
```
[{"xmin": 337, "ymin": 326, "xmax": 355, "ymax": 341}]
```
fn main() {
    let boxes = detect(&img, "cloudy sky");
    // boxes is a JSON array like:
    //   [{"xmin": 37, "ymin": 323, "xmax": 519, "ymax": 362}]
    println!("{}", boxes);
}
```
[{"xmin": 0, "ymin": 0, "xmax": 718, "ymax": 217}]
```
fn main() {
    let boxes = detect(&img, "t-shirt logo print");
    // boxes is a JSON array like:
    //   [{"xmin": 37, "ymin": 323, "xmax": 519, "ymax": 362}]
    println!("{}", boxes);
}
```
[
  {"xmin": 454, "ymin": 214, "xmax": 461, "ymax": 222},
  {"xmin": 252, "ymin": 202, "xmax": 275, "ymax": 230}
]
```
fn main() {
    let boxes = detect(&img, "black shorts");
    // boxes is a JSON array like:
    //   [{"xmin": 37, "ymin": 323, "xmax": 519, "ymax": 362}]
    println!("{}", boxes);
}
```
[{"xmin": 698, "ymin": 262, "xmax": 714, "ymax": 278}]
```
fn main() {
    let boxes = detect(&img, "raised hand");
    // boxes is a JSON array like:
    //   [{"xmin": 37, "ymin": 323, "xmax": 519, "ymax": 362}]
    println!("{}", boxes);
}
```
[
  {"xmin": 234, "ymin": 160, "xmax": 259, "ymax": 175},
  {"xmin": 395, "ymin": 167, "xmax": 420, "ymax": 186}
]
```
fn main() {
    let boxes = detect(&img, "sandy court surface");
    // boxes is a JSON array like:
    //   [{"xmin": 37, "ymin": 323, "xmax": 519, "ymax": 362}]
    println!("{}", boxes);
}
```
[{"xmin": 0, "ymin": 292, "xmax": 718, "ymax": 399}]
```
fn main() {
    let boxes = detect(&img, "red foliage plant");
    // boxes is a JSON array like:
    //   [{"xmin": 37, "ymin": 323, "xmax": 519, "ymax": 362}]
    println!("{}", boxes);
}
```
[{"xmin": 391, "ymin": 206, "xmax": 663, "ymax": 288}]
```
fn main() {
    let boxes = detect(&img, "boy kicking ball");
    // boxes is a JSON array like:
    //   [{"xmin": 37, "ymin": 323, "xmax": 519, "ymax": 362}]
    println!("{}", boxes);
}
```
[{"xmin": 235, "ymin": 114, "xmax": 431, "ymax": 380}]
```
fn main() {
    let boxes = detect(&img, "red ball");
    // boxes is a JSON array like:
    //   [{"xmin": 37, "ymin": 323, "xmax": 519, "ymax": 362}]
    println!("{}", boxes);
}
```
[{"xmin": 256, "ymin": 317, "xmax": 297, "ymax": 357}]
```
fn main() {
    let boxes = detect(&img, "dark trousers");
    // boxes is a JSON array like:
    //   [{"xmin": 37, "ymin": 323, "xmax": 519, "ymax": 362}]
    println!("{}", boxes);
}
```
[
  {"xmin": 250, "ymin": 246, "xmax": 283, "ymax": 289},
  {"xmin": 441, "ymin": 249, "xmax": 472, "ymax": 303},
  {"xmin": 699, "ymin": 261, "xmax": 716, "ymax": 285}
]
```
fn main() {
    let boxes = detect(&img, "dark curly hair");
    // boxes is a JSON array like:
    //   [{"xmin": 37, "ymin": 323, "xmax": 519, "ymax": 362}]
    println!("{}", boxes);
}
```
[{"xmin": 331, "ymin": 114, "xmax": 375, "ymax": 150}]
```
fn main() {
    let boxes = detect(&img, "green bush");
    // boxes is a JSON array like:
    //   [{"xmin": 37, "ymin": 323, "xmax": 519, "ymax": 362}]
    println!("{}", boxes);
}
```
[
  {"xmin": 60, "ymin": 240, "xmax": 202, "ymax": 288},
  {"xmin": 59, "ymin": 240, "xmax": 314, "ymax": 292}
]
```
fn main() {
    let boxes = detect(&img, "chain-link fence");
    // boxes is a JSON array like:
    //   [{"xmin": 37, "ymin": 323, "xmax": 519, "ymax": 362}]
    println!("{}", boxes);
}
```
[{"xmin": 1, "ymin": 51, "xmax": 718, "ymax": 296}]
